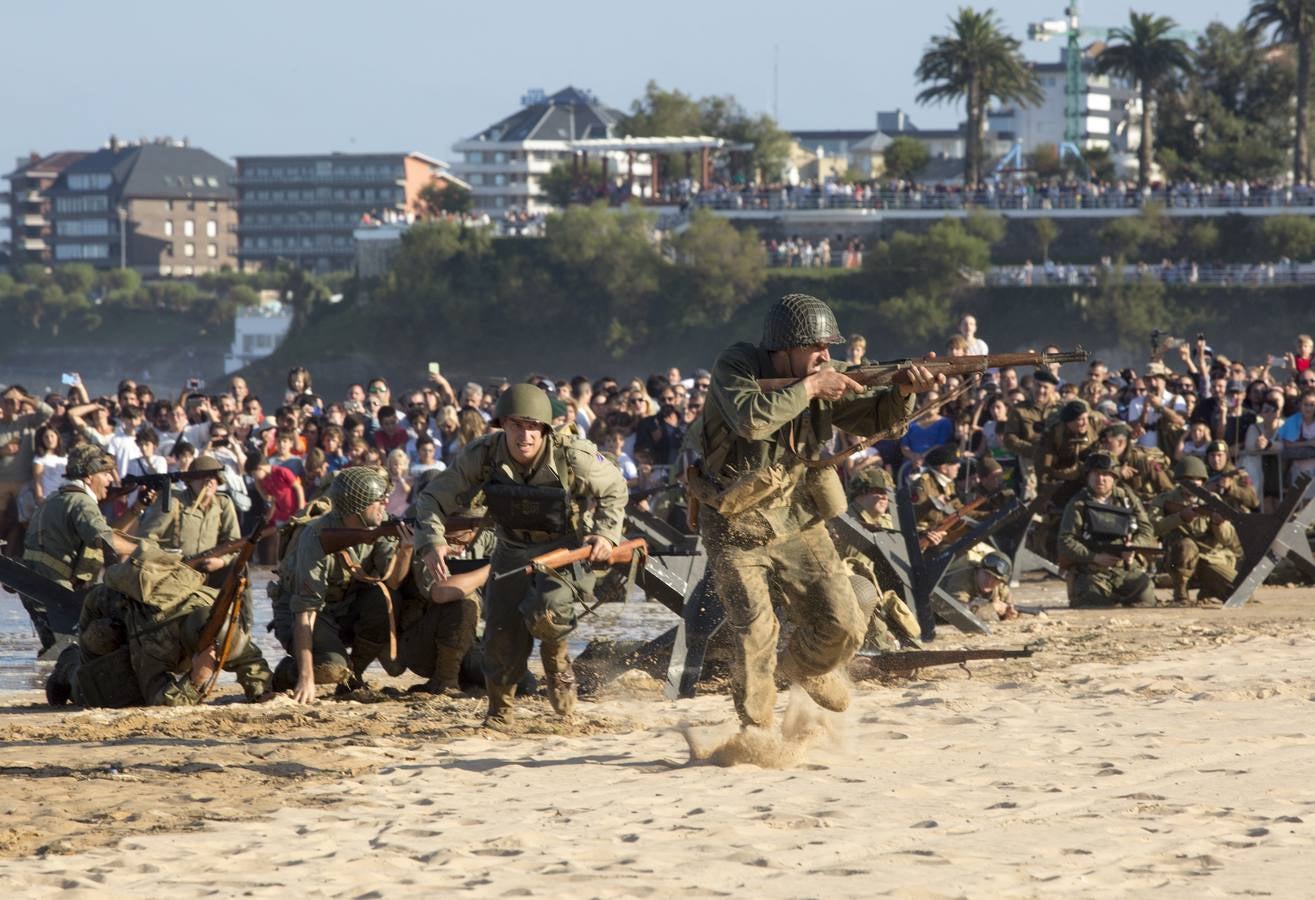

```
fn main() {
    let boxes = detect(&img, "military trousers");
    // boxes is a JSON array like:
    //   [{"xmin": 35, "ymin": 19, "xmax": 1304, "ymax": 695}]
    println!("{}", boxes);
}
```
[
  {"xmin": 1166, "ymin": 537, "xmax": 1237, "ymax": 602},
  {"xmin": 274, "ymin": 583, "xmax": 392, "ymax": 686},
  {"xmin": 1070, "ymin": 563, "xmax": 1156, "ymax": 608},
  {"xmin": 396, "ymin": 577, "xmax": 480, "ymax": 680},
  {"xmin": 481, "ymin": 537, "xmax": 594, "ymax": 690},
  {"xmin": 702, "ymin": 506, "xmax": 866, "ymax": 728}
]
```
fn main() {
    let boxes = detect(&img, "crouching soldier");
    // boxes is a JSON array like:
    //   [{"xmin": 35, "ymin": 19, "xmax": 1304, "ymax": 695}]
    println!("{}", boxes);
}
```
[
  {"xmin": 941, "ymin": 551, "xmax": 1017, "ymax": 622},
  {"xmin": 1057, "ymin": 452, "xmax": 1160, "ymax": 608},
  {"xmin": 1152, "ymin": 456, "xmax": 1243, "ymax": 605},
  {"xmin": 272, "ymin": 466, "xmax": 412, "ymax": 703},
  {"xmin": 46, "ymin": 544, "xmax": 270, "ymax": 706}
]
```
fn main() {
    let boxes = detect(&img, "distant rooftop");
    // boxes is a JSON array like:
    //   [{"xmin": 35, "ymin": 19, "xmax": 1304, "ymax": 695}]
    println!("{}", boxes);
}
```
[
  {"xmin": 52, "ymin": 140, "xmax": 235, "ymax": 199},
  {"xmin": 460, "ymin": 86, "xmax": 624, "ymax": 144}
]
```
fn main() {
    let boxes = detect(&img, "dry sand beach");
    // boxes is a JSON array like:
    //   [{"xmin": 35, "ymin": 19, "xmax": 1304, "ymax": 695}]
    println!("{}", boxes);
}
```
[{"xmin": 1, "ymin": 584, "xmax": 1314, "ymax": 898}]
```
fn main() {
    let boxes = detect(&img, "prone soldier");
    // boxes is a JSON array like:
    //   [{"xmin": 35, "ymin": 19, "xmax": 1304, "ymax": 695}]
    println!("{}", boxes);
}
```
[
  {"xmin": 21, "ymin": 444, "xmax": 138, "ymax": 652},
  {"xmin": 413, "ymin": 384, "xmax": 628, "ymax": 725},
  {"xmin": 1152, "ymin": 456, "xmax": 1244, "ymax": 605},
  {"xmin": 940, "ymin": 551, "xmax": 1017, "ymax": 622},
  {"xmin": 1057, "ymin": 452, "xmax": 1160, "ymax": 608}
]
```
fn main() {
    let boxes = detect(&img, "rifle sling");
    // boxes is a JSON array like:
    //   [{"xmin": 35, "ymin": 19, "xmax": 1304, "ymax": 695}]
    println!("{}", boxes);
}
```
[{"xmin": 336, "ymin": 550, "xmax": 397, "ymax": 662}]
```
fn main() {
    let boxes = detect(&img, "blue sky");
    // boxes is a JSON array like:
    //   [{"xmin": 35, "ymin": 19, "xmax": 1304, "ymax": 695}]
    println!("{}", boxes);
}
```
[{"xmin": 2, "ymin": 0, "xmax": 1252, "ymax": 232}]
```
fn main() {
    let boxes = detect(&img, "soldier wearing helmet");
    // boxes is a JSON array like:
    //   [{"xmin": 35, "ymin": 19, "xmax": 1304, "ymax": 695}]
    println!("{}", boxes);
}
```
[
  {"xmin": 274, "ymin": 465, "xmax": 411, "ymax": 704},
  {"xmin": 940, "ymin": 551, "xmax": 1017, "ymax": 622},
  {"xmin": 139, "ymin": 456, "xmax": 241, "ymax": 586},
  {"xmin": 1057, "ymin": 451, "xmax": 1160, "ymax": 607},
  {"xmin": 413, "ymin": 382, "xmax": 628, "ymax": 726},
  {"xmin": 21, "ymin": 443, "xmax": 140, "ymax": 652},
  {"xmin": 1033, "ymin": 397, "xmax": 1106, "ymax": 560},
  {"xmin": 1149, "ymin": 455, "xmax": 1243, "ymax": 605},
  {"xmin": 691, "ymin": 292, "xmax": 939, "ymax": 729}
]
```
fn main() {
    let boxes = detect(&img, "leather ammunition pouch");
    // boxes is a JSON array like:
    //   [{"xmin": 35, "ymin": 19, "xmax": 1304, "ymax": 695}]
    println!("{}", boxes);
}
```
[
  {"xmin": 75, "ymin": 646, "xmax": 146, "ymax": 708},
  {"xmin": 1083, "ymin": 501, "xmax": 1135, "ymax": 542},
  {"xmin": 484, "ymin": 482, "xmax": 569, "ymax": 537}
]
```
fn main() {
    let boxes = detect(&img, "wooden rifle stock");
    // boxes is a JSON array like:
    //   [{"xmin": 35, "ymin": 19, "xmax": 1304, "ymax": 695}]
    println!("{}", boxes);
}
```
[
  {"xmin": 851, "ymin": 645, "xmax": 1036, "ymax": 677},
  {"xmin": 185, "ymin": 524, "xmax": 276, "ymax": 568},
  {"xmin": 494, "ymin": 537, "xmax": 648, "ymax": 582},
  {"xmin": 918, "ymin": 496, "xmax": 987, "ymax": 552},
  {"xmin": 195, "ymin": 523, "xmax": 263, "ymax": 698},
  {"xmin": 757, "ymin": 348, "xmax": 1088, "ymax": 393}
]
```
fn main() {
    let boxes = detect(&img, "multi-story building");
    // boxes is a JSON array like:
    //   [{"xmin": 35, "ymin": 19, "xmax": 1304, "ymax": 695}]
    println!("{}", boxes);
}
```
[
  {"xmin": 232, "ymin": 152, "xmax": 461, "ymax": 273},
  {"xmin": 45, "ymin": 138, "xmax": 237, "ymax": 276},
  {"xmin": 452, "ymin": 86, "xmax": 648, "ymax": 214},
  {"xmin": 788, "ymin": 114, "xmax": 1016, "ymax": 183},
  {"xmin": 3, "ymin": 151, "xmax": 88, "ymax": 269},
  {"xmin": 989, "ymin": 47, "xmax": 1139, "ymax": 155}
]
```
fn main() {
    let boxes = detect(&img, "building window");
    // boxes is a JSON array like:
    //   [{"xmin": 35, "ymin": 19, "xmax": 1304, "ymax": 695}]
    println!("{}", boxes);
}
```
[
  {"xmin": 184, "ymin": 242, "xmax": 195, "ymax": 257},
  {"xmin": 184, "ymin": 219, "xmax": 195, "ymax": 237},
  {"xmin": 207, "ymin": 243, "xmax": 218, "ymax": 258},
  {"xmin": 206, "ymin": 220, "xmax": 217, "ymax": 238},
  {"xmin": 166, "ymin": 243, "xmax": 174, "ymax": 257},
  {"xmin": 54, "ymin": 194, "xmax": 109, "ymax": 214},
  {"xmin": 208, "ymin": 200, "xmax": 219, "ymax": 211},
  {"xmin": 164, "ymin": 220, "xmax": 174, "ymax": 237},
  {"xmin": 68, "ymin": 173, "xmax": 112, "ymax": 191},
  {"xmin": 164, "ymin": 200, "xmax": 174, "ymax": 211}
]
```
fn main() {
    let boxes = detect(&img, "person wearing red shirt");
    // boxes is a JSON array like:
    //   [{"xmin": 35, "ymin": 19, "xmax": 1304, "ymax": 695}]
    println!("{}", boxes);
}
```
[{"xmin": 372, "ymin": 406, "xmax": 408, "ymax": 454}]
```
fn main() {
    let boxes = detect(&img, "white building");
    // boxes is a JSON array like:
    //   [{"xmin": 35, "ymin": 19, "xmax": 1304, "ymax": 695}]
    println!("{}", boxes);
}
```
[
  {"xmin": 989, "ymin": 47, "xmax": 1140, "ymax": 155},
  {"xmin": 452, "ymin": 86, "xmax": 652, "ymax": 214},
  {"xmin": 224, "ymin": 294, "xmax": 293, "ymax": 374}
]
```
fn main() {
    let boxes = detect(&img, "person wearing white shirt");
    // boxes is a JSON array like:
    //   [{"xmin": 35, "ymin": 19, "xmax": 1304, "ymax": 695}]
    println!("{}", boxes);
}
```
[
  {"xmin": 31, "ymin": 425, "xmax": 67, "ymax": 503},
  {"xmin": 1124, "ymin": 364, "xmax": 1188, "ymax": 449},
  {"xmin": 959, "ymin": 314, "xmax": 989, "ymax": 355}
]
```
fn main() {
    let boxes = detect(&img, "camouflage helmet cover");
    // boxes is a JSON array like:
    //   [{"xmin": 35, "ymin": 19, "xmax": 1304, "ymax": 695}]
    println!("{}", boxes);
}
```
[
  {"xmin": 494, "ymin": 383, "xmax": 553, "ymax": 427},
  {"xmin": 761, "ymin": 293, "xmax": 845, "ymax": 351},
  {"xmin": 329, "ymin": 465, "xmax": 390, "ymax": 516},
  {"xmin": 66, "ymin": 444, "xmax": 115, "ymax": 479},
  {"xmin": 850, "ymin": 466, "xmax": 893, "ymax": 496}
]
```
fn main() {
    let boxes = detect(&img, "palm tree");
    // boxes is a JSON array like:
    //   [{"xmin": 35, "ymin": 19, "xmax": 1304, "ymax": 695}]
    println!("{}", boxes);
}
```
[
  {"xmin": 1095, "ymin": 12, "xmax": 1193, "ymax": 190},
  {"xmin": 1247, "ymin": 0, "xmax": 1315, "ymax": 183},
  {"xmin": 916, "ymin": 7, "xmax": 1042, "ymax": 187}
]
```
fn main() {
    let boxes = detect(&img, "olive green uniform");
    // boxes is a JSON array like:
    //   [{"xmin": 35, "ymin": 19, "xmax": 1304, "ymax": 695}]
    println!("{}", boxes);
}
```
[
  {"xmin": 940, "ymin": 559, "xmax": 1012, "ymax": 622},
  {"xmin": 272, "ymin": 511, "xmax": 398, "ymax": 687},
  {"xmin": 53, "ymin": 559, "xmax": 270, "ymax": 706},
  {"xmin": 1115, "ymin": 445, "xmax": 1174, "ymax": 506},
  {"xmin": 909, "ymin": 469, "xmax": 960, "ymax": 531},
  {"xmin": 413, "ymin": 431, "xmax": 627, "ymax": 696},
  {"xmin": 833, "ymin": 499, "xmax": 919, "ymax": 650},
  {"xmin": 1001, "ymin": 400, "xmax": 1053, "ymax": 498},
  {"xmin": 1057, "ymin": 485, "xmax": 1158, "ymax": 607},
  {"xmin": 695, "ymin": 341, "xmax": 914, "ymax": 728},
  {"xmin": 1152, "ymin": 488, "xmax": 1243, "ymax": 603},
  {"xmin": 1034, "ymin": 412, "xmax": 1104, "ymax": 558},
  {"xmin": 140, "ymin": 484, "xmax": 241, "ymax": 572},
  {"xmin": 21, "ymin": 483, "xmax": 115, "ymax": 650}
]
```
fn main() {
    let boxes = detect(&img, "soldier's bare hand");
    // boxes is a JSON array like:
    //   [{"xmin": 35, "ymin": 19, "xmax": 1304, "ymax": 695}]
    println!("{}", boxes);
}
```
[
  {"xmin": 898, "ymin": 364, "xmax": 944, "ymax": 397},
  {"xmin": 805, "ymin": 368, "xmax": 863, "ymax": 401},
  {"xmin": 200, "ymin": 556, "xmax": 227, "ymax": 573},
  {"xmin": 583, "ymin": 534, "xmax": 614, "ymax": 565},
  {"xmin": 1120, "ymin": 465, "xmax": 1136, "ymax": 481},
  {"xmin": 923, "ymin": 529, "xmax": 945, "ymax": 547},
  {"xmin": 292, "ymin": 676, "xmax": 317, "ymax": 705},
  {"xmin": 424, "ymin": 545, "xmax": 450, "ymax": 582}
]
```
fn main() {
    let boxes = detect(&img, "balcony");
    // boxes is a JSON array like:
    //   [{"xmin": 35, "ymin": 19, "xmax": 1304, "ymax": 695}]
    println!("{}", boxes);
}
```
[
  {"xmin": 235, "ymin": 197, "xmax": 406, "ymax": 209},
  {"xmin": 238, "ymin": 246, "xmax": 353, "ymax": 259},
  {"xmin": 230, "ymin": 221, "xmax": 358, "ymax": 233},
  {"xmin": 21, "ymin": 237, "xmax": 46, "ymax": 251},
  {"xmin": 20, "ymin": 213, "xmax": 48, "ymax": 227},
  {"xmin": 232, "ymin": 172, "xmax": 405, "ymax": 187}
]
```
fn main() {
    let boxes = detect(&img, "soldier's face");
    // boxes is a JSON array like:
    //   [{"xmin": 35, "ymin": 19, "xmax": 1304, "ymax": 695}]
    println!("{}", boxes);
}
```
[
  {"xmin": 1088, "ymin": 470, "xmax": 1115, "ymax": 497},
  {"xmin": 360, "ymin": 498, "xmax": 387, "ymax": 528},
  {"xmin": 504, "ymin": 417, "xmax": 546, "ymax": 465},
  {"xmin": 88, "ymin": 470, "xmax": 115, "ymax": 501},
  {"xmin": 1207, "ymin": 450, "xmax": 1227, "ymax": 471},
  {"xmin": 784, "ymin": 342, "xmax": 831, "ymax": 377},
  {"xmin": 1034, "ymin": 383, "xmax": 1054, "ymax": 406},
  {"xmin": 1103, "ymin": 435, "xmax": 1128, "ymax": 457}
]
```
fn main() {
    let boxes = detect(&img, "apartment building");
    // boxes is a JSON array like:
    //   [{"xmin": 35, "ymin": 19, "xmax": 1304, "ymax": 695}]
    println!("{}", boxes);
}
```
[
  {"xmin": 3, "ymin": 151, "xmax": 88, "ymax": 269},
  {"xmin": 233, "ymin": 152, "xmax": 460, "ymax": 273}
]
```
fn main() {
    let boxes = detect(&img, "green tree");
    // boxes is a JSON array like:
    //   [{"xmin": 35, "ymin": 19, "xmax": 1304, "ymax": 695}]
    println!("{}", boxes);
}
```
[
  {"xmin": 1032, "ymin": 218, "xmax": 1060, "ymax": 263},
  {"xmin": 916, "ymin": 7, "xmax": 1043, "ymax": 186},
  {"xmin": 1184, "ymin": 220, "xmax": 1220, "ymax": 259},
  {"xmin": 866, "ymin": 218, "xmax": 991, "ymax": 303},
  {"xmin": 1247, "ymin": 0, "xmax": 1315, "ymax": 182},
  {"xmin": 1083, "ymin": 146, "xmax": 1116, "ymax": 181},
  {"xmin": 378, "ymin": 220, "xmax": 493, "ymax": 328},
  {"xmin": 100, "ymin": 268, "xmax": 142, "ymax": 295},
  {"xmin": 418, "ymin": 181, "xmax": 473, "ymax": 216},
  {"xmin": 881, "ymin": 135, "xmax": 930, "ymax": 181},
  {"xmin": 540, "ymin": 159, "xmax": 604, "ymax": 207},
  {"xmin": 1099, "ymin": 204, "xmax": 1176, "ymax": 259},
  {"xmin": 963, "ymin": 210, "xmax": 1006, "ymax": 246},
  {"xmin": 1029, "ymin": 143, "xmax": 1062, "ymax": 179},
  {"xmin": 53, "ymin": 263, "xmax": 95, "ymax": 296},
  {"xmin": 1095, "ymin": 12, "xmax": 1194, "ymax": 190},
  {"xmin": 1258, "ymin": 214, "xmax": 1315, "ymax": 259},
  {"xmin": 666, "ymin": 211, "xmax": 766, "ymax": 327},
  {"xmin": 1086, "ymin": 269, "xmax": 1171, "ymax": 353}
]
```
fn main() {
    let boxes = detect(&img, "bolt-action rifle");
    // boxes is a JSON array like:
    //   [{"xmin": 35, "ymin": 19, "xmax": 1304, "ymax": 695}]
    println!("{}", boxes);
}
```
[
  {"xmin": 918, "ymin": 496, "xmax": 987, "ymax": 552},
  {"xmin": 494, "ymin": 537, "xmax": 648, "ymax": 582},
  {"xmin": 851, "ymin": 644, "xmax": 1036, "ymax": 678},
  {"xmin": 195, "ymin": 522, "xmax": 263, "ymax": 698},
  {"xmin": 756, "ymin": 348, "xmax": 1088, "ymax": 393}
]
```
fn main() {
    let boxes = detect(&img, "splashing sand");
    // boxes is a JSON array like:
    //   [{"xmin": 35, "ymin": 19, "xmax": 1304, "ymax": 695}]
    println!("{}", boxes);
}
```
[{"xmin": 681, "ymin": 687, "xmax": 847, "ymax": 768}]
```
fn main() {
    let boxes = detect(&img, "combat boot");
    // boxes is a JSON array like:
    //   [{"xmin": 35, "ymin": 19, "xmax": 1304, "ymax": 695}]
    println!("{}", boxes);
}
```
[
  {"xmin": 1170, "ymin": 573, "xmax": 1192, "ymax": 605},
  {"xmin": 410, "ymin": 644, "xmax": 465, "ymax": 695},
  {"xmin": 540, "ymin": 639, "xmax": 577, "ymax": 717},
  {"xmin": 349, "ymin": 639, "xmax": 386, "ymax": 681},
  {"xmin": 484, "ymin": 681, "xmax": 518, "ymax": 727},
  {"xmin": 777, "ymin": 650, "xmax": 851, "ymax": 713}
]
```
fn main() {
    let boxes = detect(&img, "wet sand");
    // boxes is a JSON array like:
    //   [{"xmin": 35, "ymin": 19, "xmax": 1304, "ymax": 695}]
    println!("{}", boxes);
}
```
[{"xmin": 1, "ymin": 582, "xmax": 1313, "ymax": 897}]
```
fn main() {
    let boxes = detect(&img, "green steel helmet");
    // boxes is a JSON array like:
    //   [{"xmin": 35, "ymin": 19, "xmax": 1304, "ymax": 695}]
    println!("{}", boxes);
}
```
[
  {"xmin": 761, "ymin": 293, "xmax": 845, "ymax": 351},
  {"xmin": 1174, "ymin": 455, "xmax": 1209, "ymax": 481},
  {"xmin": 66, "ymin": 443, "xmax": 115, "ymax": 479},
  {"xmin": 329, "ymin": 465, "xmax": 390, "ymax": 516},
  {"xmin": 494, "ymin": 383, "xmax": 552, "ymax": 427},
  {"xmin": 979, "ymin": 551, "xmax": 1013, "ymax": 583},
  {"xmin": 850, "ymin": 466, "xmax": 893, "ymax": 496}
]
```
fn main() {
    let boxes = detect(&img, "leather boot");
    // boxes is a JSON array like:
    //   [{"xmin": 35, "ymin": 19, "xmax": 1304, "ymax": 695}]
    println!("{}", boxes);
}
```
[
  {"xmin": 349, "ymin": 639, "xmax": 386, "ymax": 681},
  {"xmin": 484, "ymin": 681, "xmax": 518, "ymax": 726},
  {"xmin": 777, "ymin": 649, "xmax": 851, "ymax": 713},
  {"xmin": 1170, "ymin": 573, "xmax": 1192, "ymax": 605},
  {"xmin": 540, "ymin": 639, "xmax": 577, "ymax": 717},
  {"xmin": 410, "ymin": 644, "xmax": 465, "ymax": 695}
]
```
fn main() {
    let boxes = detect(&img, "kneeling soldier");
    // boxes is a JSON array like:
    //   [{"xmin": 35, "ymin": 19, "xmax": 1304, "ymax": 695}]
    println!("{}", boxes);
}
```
[
  {"xmin": 1058, "ymin": 451, "xmax": 1159, "ymax": 608},
  {"xmin": 273, "ymin": 466, "xmax": 411, "ymax": 703},
  {"xmin": 413, "ymin": 384, "xmax": 627, "ymax": 725},
  {"xmin": 1152, "ymin": 456, "xmax": 1243, "ymax": 605}
]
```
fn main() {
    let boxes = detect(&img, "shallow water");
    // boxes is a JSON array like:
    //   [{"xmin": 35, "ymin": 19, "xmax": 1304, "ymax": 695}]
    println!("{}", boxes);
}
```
[{"xmin": 0, "ymin": 569, "xmax": 680, "ymax": 693}]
